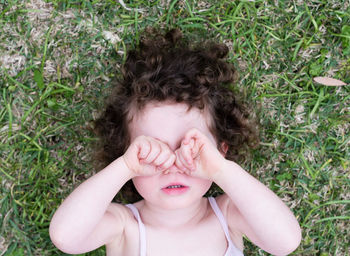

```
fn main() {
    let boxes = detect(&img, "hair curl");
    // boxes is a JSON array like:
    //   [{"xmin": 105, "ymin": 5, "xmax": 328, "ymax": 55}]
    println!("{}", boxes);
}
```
[{"xmin": 91, "ymin": 28, "xmax": 259, "ymax": 203}]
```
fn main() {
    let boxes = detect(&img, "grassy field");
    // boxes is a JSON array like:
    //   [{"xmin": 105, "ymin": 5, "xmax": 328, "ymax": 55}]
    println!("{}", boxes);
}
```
[{"xmin": 1, "ymin": 0, "xmax": 349, "ymax": 255}]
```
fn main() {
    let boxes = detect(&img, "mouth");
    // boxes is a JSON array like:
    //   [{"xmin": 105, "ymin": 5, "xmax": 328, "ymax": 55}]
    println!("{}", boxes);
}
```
[
  {"xmin": 165, "ymin": 185, "xmax": 185, "ymax": 189},
  {"xmin": 161, "ymin": 183, "xmax": 189, "ymax": 195}
]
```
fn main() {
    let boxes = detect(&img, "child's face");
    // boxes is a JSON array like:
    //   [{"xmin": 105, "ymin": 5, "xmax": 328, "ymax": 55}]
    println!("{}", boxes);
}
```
[{"xmin": 128, "ymin": 101, "xmax": 217, "ymax": 209}]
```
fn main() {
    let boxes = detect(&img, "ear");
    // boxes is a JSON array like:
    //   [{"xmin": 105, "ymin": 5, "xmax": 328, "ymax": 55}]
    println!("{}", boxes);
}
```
[{"xmin": 219, "ymin": 142, "xmax": 228, "ymax": 157}]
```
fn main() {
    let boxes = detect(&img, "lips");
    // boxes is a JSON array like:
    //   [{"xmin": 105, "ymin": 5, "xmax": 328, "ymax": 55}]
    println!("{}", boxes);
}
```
[
  {"xmin": 161, "ymin": 183, "xmax": 189, "ymax": 195},
  {"xmin": 166, "ymin": 185, "xmax": 185, "ymax": 189}
]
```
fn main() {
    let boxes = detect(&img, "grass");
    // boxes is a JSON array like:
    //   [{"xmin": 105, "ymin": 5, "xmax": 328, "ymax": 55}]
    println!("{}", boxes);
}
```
[{"xmin": 0, "ymin": 0, "xmax": 349, "ymax": 255}]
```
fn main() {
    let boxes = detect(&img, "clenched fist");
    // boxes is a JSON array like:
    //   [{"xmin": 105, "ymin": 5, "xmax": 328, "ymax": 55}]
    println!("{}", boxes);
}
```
[
  {"xmin": 122, "ymin": 135, "xmax": 176, "ymax": 177},
  {"xmin": 174, "ymin": 128, "xmax": 227, "ymax": 180}
]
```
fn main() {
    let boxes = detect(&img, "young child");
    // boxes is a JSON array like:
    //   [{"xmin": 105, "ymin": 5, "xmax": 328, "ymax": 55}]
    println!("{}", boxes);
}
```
[{"xmin": 49, "ymin": 28, "xmax": 301, "ymax": 256}]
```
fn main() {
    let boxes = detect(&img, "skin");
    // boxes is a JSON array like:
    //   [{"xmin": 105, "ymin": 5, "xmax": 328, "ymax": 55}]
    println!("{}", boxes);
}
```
[{"xmin": 49, "ymin": 101, "xmax": 301, "ymax": 256}]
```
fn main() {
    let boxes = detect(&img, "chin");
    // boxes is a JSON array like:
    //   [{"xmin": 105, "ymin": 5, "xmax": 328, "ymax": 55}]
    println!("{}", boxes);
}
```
[
  {"xmin": 160, "ymin": 198, "xmax": 195, "ymax": 210},
  {"xmin": 159, "ymin": 191, "xmax": 209, "ymax": 210}
]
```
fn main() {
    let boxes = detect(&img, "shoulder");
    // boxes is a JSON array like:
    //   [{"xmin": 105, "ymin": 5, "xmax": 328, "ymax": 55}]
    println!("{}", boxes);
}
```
[
  {"xmin": 105, "ymin": 202, "xmax": 139, "ymax": 246},
  {"xmin": 105, "ymin": 202, "xmax": 141, "ymax": 255},
  {"xmin": 107, "ymin": 202, "xmax": 138, "ymax": 225}
]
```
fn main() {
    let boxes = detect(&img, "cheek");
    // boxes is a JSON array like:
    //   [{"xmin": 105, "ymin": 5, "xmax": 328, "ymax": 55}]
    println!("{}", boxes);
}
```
[
  {"xmin": 132, "ymin": 176, "xmax": 157, "ymax": 198},
  {"xmin": 193, "ymin": 178, "xmax": 212, "ymax": 195}
]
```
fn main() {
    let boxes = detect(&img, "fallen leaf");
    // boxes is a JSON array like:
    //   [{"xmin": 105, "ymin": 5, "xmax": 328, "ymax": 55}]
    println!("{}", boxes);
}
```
[{"xmin": 313, "ymin": 77, "xmax": 347, "ymax": 86}]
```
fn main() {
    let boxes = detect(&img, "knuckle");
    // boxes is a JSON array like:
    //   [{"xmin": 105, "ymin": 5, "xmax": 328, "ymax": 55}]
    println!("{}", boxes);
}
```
[
  {"xmin": 166, "ymin": 155, "xmax": 176, "ymax": 165},
  {"xmin": 177, "ymin": 159, "xmax": 185, "ymax": 168},
  {"xmin": 155, "ymin": 143, "xmax": 162, "ymax": 153},
  {"xmin": 136, "ymin": 135, "xmax": 147, "ymax": 142},
  {"xmin": 154, "ymin": 157, "xmax": 163, "ymax": 166},
  {"xmin": 142, "ymin": 144, "xmax": 151, "ymax": 154},
  {"xmin": 164, "ymin": 148, "xmax": 173, "ymax": 157},
  {"xmin": 170, "ymin": 153, "xmax": 176, "ymax": 161}
]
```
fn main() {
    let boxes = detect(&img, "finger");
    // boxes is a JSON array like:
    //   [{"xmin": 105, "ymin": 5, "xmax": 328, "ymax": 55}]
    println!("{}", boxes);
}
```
[
  {"xmin": 175, "ymin": 149, "xmax": 191, "ymax": 172},
  {"xmin": 157, "ymin": 154, "xmax": 176, "ymax": 172},
  {"xmin": 143, "ymin": 139, "xmax": 161, "ymax": 164},
  {"xmin": 153, "ymin": 144, "xmax": 174, "ymax": 167},
  {"xmin": 180, "ymin": 140, "xmax": 194, "ymax": 167},
  {"xmin": 174, "ymin": 150, "xmax": 186, "ymax": 172},
  {"xmin": 191, "ymin": 139, "xmax": 200, "ymax": 158},
  {"xmin": 183, "ymin": 128, "xmax": 201, "ymax": 144},
  {"xmin": 183, "ymin": 129, "xmax": 205, "ymax": 157},
  {"xmin": 138, "ymin": 138, "xmax": 151, "ymax": 159}
]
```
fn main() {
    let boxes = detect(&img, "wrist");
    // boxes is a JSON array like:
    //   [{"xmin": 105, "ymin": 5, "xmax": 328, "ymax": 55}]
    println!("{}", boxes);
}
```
[
  {"xmin": 114, "ymin": 156, "xmax": 137, "ymax": 180},
  {"xmin": 211, "ymin": 159, "xmax": 242, "ymax": 184}
]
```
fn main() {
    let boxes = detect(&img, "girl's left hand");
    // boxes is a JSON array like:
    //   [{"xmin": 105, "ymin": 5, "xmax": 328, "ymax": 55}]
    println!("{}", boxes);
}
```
[{"xmin": 174, "ymin": 128, "xmax": 227, "ymax": 180}]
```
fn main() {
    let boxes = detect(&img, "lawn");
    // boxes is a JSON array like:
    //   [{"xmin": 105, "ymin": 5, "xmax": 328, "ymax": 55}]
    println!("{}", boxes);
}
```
[{"xmin": 0, "ymin": 0, "xmax": 349, "ymax": 255}]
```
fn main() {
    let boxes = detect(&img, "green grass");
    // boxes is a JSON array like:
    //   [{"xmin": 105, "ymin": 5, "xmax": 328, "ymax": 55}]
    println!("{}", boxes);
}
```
[{"xmin": 1, "ymin": 0, "xmax": 349, "ymax": 255}]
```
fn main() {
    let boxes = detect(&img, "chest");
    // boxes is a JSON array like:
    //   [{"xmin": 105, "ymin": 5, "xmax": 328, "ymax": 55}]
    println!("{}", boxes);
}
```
[
  {"xmin": 146, "ymin": 219, "xmax": 228, "ymax": 256},
  {"xmin": 107, "ymin": 214, "xmax": 229, "ymax": 256}
]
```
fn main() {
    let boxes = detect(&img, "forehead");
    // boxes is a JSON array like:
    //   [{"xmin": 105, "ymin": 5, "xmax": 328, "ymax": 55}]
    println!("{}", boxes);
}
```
[{"xmin": 128, "ymin": 101, "xmax": 214, "ymax": 146}]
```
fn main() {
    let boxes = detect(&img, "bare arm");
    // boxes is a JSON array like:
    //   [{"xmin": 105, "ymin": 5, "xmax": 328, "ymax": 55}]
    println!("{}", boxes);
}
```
[
  {"xmin": 175, "ymin": 128, "xmax": 301, "ymax": 255},
  {"xmin": 213, "ymin": 161, "xmax": 301, "ymax": 256},
  {"xmin": 49, "ymin": 157, "xmax": 133, "ymax": 254},
  {"xmin": 49, "ymin": 135, "xmax": 176, "ymax": 254}
]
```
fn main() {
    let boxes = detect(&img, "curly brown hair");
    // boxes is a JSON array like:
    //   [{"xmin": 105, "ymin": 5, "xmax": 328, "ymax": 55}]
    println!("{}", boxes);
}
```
[{"xmin": 91, "ymin": 28, "xmax": 259, "ymax": 203}]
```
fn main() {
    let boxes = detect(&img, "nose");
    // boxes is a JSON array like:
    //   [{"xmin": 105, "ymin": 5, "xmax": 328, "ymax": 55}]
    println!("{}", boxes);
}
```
[{"xmin": 163, "ymin": 164, "xmax": 184, "ymax": 174}]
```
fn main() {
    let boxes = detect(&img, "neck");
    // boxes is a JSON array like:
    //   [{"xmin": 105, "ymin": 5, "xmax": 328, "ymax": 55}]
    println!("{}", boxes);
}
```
[{"xmin": 138, "ymin": 197, "xmax": 208, "ymax": 230}]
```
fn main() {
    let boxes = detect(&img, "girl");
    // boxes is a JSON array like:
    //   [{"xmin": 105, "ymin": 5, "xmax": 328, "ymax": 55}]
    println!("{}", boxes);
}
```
[{"xmin": 49, "ymin": 28, "xmax": 301, "ymax": 256}]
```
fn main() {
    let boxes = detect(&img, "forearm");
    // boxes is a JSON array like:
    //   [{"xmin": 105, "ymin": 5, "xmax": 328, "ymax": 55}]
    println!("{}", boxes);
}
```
[
  {"xmin": 50, "ymin": 156, "xmax": 133, "ymax": 241},
  {"xmin": 213, "ymin": 160, "xmax": 301, "ymax": 253}
]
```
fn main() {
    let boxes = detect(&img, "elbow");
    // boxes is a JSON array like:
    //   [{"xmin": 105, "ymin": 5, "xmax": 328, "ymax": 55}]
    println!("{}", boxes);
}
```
[
  {"xmin": 49, "ymin": 223, "xmax": 69, "ymax": 253},
  {"xmin": 288, "ymin": 226, "xmax": 302, "ymax": 255},
  {"xmin": 274, "ymin": 224, "xmax": 302, "ymax": 256},
  {"xmin": 261, "ymin": 221, "xmax": 302, "ymax": 256},
  {"xmin": 49, "ymin": 222, "xmax": 80, "ymax": 254},
  {"xmin": 285, "ymin": 221, "xmax": 302, "ymax": 255},
  {"xmin": 277, "ymin": 239, "xmax": 301, "ymax": 256}
]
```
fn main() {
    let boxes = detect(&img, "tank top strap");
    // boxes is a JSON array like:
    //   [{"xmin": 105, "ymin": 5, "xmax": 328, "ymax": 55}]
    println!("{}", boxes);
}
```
[
  {"xmin": 208, "ymin": 197, "xmax": 232, "ymax": 240},
  {"xmin": 208, "ymin": 197, "xmax": 244, "ymax": 256},
  {"xmin": 125, "ymin": 204, "xmax": 147, "ymax": 256}
]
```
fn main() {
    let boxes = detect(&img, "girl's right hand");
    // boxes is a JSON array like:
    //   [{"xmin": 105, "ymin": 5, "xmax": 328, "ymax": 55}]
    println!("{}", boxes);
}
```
[{"xmin": 122, "ymin": 135, "xmax": 176, "ymax": 177}]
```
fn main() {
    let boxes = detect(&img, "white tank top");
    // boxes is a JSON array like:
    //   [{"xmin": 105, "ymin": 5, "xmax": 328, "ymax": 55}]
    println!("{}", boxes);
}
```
[{"xmin": 126, "ymin": 197, "xmax": 244, "ymax": 256}]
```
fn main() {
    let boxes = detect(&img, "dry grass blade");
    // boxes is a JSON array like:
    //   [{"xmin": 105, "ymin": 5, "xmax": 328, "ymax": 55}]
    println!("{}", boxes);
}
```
[{"xmin": 313, "ymin": 77, "xmax": 347, "ymax": 86}]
